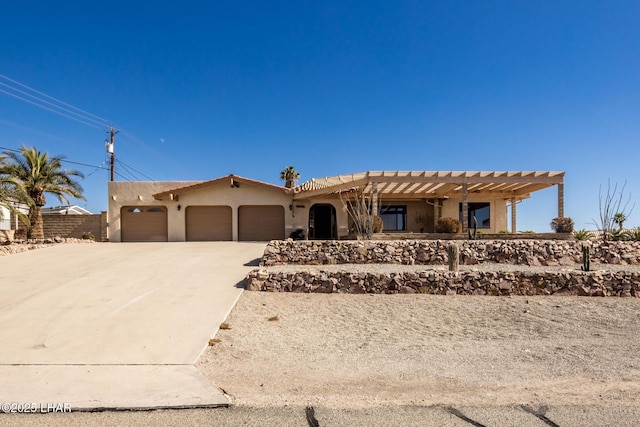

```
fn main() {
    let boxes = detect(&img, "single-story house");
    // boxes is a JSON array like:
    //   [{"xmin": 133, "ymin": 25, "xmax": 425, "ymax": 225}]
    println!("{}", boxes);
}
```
[{"xmin": 107, "ymin": 171, "xmax": 565, "ymax": 242}]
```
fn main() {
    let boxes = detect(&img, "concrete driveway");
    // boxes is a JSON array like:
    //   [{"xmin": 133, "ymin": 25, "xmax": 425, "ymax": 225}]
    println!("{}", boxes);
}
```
[{"xmin": 0, "ymin": 242, "xmax": 265, "ymax": 409}]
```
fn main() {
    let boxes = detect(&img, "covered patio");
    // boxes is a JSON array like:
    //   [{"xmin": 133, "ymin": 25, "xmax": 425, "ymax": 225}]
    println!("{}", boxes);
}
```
[{"xmin": 294, "ymin": 171, "xmax": 565, "ymax": 234}]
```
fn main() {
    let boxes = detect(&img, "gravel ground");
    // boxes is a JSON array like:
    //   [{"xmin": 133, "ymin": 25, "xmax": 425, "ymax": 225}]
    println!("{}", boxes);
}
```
[{"xmin": 198, "ymin": 291, "xmax": 640, "ymax": 409}]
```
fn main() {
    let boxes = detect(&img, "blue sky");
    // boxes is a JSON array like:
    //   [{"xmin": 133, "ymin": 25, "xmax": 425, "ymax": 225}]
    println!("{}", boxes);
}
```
[{"xmin": 1, "ymin": 1, "xmax": 639, "ymax": 231}]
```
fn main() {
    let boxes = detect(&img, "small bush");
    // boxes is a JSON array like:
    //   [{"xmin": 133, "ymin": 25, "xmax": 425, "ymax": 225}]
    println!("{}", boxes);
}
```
[
  {"xmin": 373, "ymin": 215, "xmax": 383, "ymax": 233},
  {"xmin": 498, "ymin": 230, "xmax": 511, "ymax": 234},
  {"xmin": 436, "ymin": 217, "xmax": 462, "ymax": 233},
  {"xmin": 550, "ymin": 217, "xmax": 574, "ymax": 233},
  {"xmin": 623, "ymin": 227, "xmax": 640, "ymax": 241},
  {"xmin": 289, "ymin": 229, "xmax": 305, "ymax": 240},
  {"xmin": 573, "ymin": 229, "xmax": 593, "ymax": 241},
  {"xmin": 81, "ymin": 231, "xmax": 95, "ymax": 240}
]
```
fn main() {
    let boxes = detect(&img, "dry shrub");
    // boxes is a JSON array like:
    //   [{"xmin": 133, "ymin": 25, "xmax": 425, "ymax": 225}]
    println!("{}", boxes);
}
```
[
  {"xmin": 219, "ymin": 322, "xmax": 231, "ymax": 330},
  {"xmin": 550, "ymin": 217, "xmax": 574, "ymax": 233},
  {"xmin": 436, "ymin": 217, "xmax": 461, "ymax": 233},
  {"xmin": 208, "ymin": 338, "xmax": 222, "ymax": 346},
  {"xmin": 267, "ymin": 315, "xmax": 279, "ymax": 322}
]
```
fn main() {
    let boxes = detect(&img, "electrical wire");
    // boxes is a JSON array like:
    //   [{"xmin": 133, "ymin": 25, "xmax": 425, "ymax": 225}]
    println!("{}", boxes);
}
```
[
  {"xmin": 0, "ymin": 82, "xmax": 108, "ymax": 128},
  {"xmin": 116, "ymin": 158, "xmax": 154, "ymax": 180},
  {"xmin": 0, "ymin": 74, "xmax": 109, "ymax": 126},
  {"xmin": 0, "ymin": 88, "xmax": 105, "ymax": 130},
  {"xmin": 0, "ymin": 146, "xmax": 109, "ymax": 171}
]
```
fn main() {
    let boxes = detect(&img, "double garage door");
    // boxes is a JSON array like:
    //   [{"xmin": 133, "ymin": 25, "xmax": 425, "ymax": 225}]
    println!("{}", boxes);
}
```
[
  {"xmin": 122, "ymin": 205, "xmax": 285, "ymax": 242},
  {"xmin": 186, "ymin": 205, "xmax": 285, "ymax": 241}
]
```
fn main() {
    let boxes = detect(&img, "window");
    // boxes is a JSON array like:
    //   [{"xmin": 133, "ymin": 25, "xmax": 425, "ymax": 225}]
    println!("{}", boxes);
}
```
[
  {"xmin": 380, "ymin": 205, "xmax": 406, "ymax": 231},
  {"xmin": 459, "ymin": 202, "xmax": 490, "ymax": 229}
]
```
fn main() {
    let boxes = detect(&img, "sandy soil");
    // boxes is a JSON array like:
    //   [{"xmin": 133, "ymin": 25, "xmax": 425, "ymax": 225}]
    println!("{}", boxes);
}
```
[{"xmin": 197, "ymin": 293, "xmax": 640, "ymax": 409}]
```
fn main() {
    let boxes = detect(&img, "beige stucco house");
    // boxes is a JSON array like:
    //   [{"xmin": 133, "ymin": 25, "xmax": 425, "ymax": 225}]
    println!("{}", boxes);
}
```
[{"xmin": 107, "ymin": 171, "xmax": 565, "ymax": 242}]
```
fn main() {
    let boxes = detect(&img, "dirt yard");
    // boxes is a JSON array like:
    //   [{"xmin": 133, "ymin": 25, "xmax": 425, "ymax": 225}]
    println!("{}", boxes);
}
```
[{"xmin": 198, "ymin": 293, "xmax": 640, "ymax": 409}]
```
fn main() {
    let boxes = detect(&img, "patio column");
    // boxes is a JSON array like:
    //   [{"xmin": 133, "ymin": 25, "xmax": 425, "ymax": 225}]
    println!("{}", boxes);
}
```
[
  {"xmin": 434, "ymin": 199, "xmax": 440, "ymax": 230},
  {"xmin": 371, "ymin": 182, "xmax": 379, "ymax": 216},
  {"xmin": 511, "ymin": 196, "xmax": 517, "ymax": 234},
  {"xmin": 557, "ymin": 182, "xmax": 564, "ymax": 218},
  {"xmin": 461, "ymin": 180, "xmax": 468, "ymax": 232}
]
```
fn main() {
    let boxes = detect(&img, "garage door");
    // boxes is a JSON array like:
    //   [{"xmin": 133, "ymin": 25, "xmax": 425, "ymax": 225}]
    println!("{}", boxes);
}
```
[
  {"xmin": 121, "ymin": 206, "xmax": 168, "ymax": 242},
  {"xmin": 238, "ymin": 205, "xmax": 285, "ymax": 241},
  {"xmin": 186, "ymin": 206, "xmax": 232, "ymax": 241}
]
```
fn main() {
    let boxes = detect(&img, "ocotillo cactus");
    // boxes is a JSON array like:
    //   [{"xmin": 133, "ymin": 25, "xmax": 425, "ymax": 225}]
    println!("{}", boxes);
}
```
[
  {"xmin": 581, "ymin": 244, "xmax": 591, "ymax": 271},
  {"xmin": 447, "ymin": 243, "xmax": 459, "ymax": 271}
]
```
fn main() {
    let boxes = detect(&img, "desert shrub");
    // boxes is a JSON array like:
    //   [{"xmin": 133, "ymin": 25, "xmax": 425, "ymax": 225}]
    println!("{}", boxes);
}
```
[
  {"xmin": 289, "ymin": 229, "xmax": 305, "ymax": 240},
  {"xmin": 436, "ymin": 217, "xmax": 461, "ymax": 233},
  {"xmin": 498, "ymin": 230, "xmax": 511, "ymax": 234},
  {"xmin": 611, "ymin": 228, "xmax": 629, "ymax": 241},
  {"xmin": 373, "ymin": 215, "xmax": 383, "ymax": 233},
  {"xmin": 573, "ymin": 229, "xmax": 593, "ymax": 241},
  {"xmin": 81, "ymin": 231, "xmax": 95, "ymax": 240},
  {"xmin": 625, "ymin": 227, "xmax": 640, "ymax": 241},
  {"xmin": 550, "ymin": 217, "xmax": 574, "ymax": 233}
]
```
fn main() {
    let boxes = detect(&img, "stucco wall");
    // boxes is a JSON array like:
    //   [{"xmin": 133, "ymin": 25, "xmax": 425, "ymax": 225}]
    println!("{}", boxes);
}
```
[
  {"xmin": 108, "ymin": 180, "xmax": 294, "ymax": 242},
  {"xmin": 291, "ymin": 197, "xmax": 349, "ymax": 239}
]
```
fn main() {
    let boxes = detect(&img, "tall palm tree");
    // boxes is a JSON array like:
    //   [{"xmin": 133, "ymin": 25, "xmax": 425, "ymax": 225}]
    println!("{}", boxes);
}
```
[
  {"xmin": 0, "ymin": 147, "xmax": 84, "ymax": 239},
  {"xmin": 280, "ymin": 165, "xmax": 300, "ymax": 189}
]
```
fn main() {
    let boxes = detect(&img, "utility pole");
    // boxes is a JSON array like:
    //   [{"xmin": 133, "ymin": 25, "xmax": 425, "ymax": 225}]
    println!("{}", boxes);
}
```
[{"xmin": 105, "ymin": 125, "xmax": 119, "ymax": 181}]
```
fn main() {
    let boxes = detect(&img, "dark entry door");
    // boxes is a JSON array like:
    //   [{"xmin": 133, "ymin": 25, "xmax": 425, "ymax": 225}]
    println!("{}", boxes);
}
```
[{"xmin": 310, "ymin": 204, "xmax": 336, "ymax": 239}]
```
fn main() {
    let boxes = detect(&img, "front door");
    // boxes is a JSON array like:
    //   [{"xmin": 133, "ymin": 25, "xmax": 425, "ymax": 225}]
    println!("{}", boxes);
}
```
[{"xmin": 309, "ymin": 204, "xmax": 336, "ymax": 239}]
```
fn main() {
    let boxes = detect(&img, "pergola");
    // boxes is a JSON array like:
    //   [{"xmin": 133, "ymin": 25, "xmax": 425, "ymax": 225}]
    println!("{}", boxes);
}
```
[{"xmin": 294, "ymin": 171, "xmax": 565, "ymax": 232}]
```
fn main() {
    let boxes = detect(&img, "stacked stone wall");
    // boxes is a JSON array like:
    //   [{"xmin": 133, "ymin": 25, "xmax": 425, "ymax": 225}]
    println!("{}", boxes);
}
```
[
  {"xmin": 261, "ymin": 240, "xmax": 640, "ymax": 266},
  {"xmin": 246, "ymin": 268, "xmax": 640, "ymax": 297}
]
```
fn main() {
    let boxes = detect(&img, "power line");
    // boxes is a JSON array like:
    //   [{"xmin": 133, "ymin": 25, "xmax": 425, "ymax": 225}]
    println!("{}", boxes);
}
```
[
  {"xmin": 116, "ymin": 158, "xmax": 154, "ymax": 180},
  {"xmin": 0, "ymin": 74, "xmax": 109, "ymax": 125},
  {"xmin": 0, "ymin": 146, "xmax": 109, "ymax": 171},
  {"xmin": 0, "ymin": 81, "xmax": 108, "ymax": 128},
  {"xmin": 0, "ymin": 88, "xmax": 105, "ymax": 130}
]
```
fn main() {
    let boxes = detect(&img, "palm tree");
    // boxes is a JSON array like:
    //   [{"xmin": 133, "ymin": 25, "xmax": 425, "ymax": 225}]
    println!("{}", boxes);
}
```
[
  {"xmin": 613, "ymin": 212, "xmax": 627, "ymax": 231},
  {"xmin": 0, "ymin": 146, "xmax": 84, "ymax": 239},
  {"xmin": 280, "ymin": 165, "xmax": 300, "ymax": 189},
  {"xmin": 0, "ymin": 159, "xmax": 30, "ymax": 230}
]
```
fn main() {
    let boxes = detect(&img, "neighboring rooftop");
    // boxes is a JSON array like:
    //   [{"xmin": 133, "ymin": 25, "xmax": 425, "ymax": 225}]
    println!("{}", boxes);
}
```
[{"xmin": 41, "ymin": 205, "xmax": 92, "ymax": 215}]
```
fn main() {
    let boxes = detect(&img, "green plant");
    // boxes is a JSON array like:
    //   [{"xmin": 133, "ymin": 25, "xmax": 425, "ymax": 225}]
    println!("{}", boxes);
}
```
[
  {"xmin": 550, "ymin": 217, "xmax": 574, "ymax": 233},
  {"xmin": 611, "ymin": 228, "xmax": 629, "ymax": 241},
  {"xmin": 573, "ymin": 229, "xmax": 593, "ymax": 241},
  {"xmin": 613, "ymin": 212, "xmax": 627, "ymax": 231},
  {"xmin": 625, "ymin": 227, "xmax": 640, "ymax": 241},
  {"xmin": 0, "ymin": 146, "xmax": 85, "ymax": 239},
  {"xmin": 289, "ymin": 229, "xmax": 305, "ymax": 240},
  {"xmin": 522, "ymin": 230, "xmax": 536, "ymax": 234},
  {"xmin": 498, "ymin": 230, "xmax": 511, "ymax": 234},
  {"xmin": 280, "ymin": 165, "xmax": 300, "ymax": 189},
  {"xmin": 436, "ymin": 217, "xmax": 461, "ymax": 233},
  {"xmin": 581, "ymin": 244, "xmax": 591, "ymax": 271},
  {"xmin": 447, "ymin": 243, "xmax": 459, "ymax": 272},
  {"xmin": 81, "ymin": 231, "xmax": 95, "ymax": 241},
  {"xmin": 593, "ymin": 180, "xmax": 634, "ymax": 241}
]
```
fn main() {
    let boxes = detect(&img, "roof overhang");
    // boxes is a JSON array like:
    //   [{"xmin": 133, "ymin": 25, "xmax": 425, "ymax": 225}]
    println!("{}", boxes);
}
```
[
  {"xmin": 153, "ymin": 174, "xmax": 289, "ymax": 201},
  {"xmin": 293, "ymin": 171, "xmax": 564, "ymax": 200}
]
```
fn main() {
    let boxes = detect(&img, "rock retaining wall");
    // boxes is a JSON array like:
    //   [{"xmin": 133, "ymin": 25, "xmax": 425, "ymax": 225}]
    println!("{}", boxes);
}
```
[
  {"xmin": 246, "ymin": 269, "xmax": 640, "ymax": 297},
  {"xmin": 261, "ymin": 240, "xmax": 640, "ymax": 266},
  {"xmin": 0, "ymin": 237, "xmax": 95, "ymax": 256}
]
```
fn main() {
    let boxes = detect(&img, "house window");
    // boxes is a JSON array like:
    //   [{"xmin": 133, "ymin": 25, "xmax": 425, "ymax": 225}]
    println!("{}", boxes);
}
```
[
  {"xmin": 459, "ymin": 202, "xmax": 491, "ymax": 229},
  {"xmin": 380, "ymin": 205, "xmax": 406, "ymax": 231}
]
